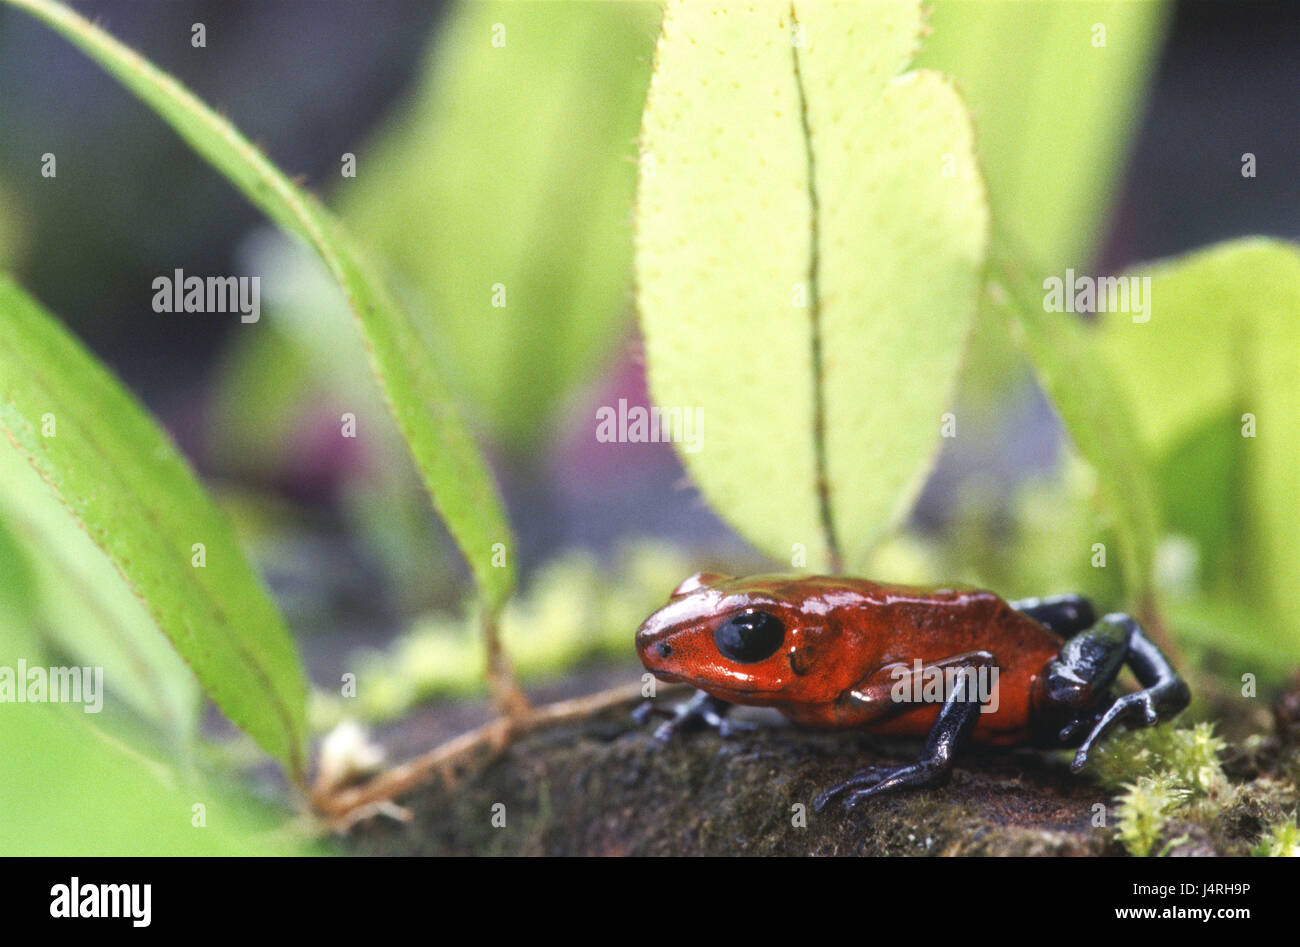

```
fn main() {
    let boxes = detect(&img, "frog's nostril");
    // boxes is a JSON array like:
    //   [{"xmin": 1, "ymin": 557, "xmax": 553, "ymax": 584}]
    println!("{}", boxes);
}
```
[{"xmin": 657, "ymin": 641, "xmax": 673, "ymax": 658}]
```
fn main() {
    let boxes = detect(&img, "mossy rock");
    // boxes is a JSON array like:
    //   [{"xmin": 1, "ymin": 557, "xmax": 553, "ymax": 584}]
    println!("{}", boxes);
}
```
[{"xmin": 345, "ymin": 678, "xmax": 1299, "ymax": 856}]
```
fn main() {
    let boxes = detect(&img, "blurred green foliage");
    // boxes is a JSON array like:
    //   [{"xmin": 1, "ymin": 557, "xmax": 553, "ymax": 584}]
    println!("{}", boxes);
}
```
[
  {"xmin": 994, "ymin": 245, "xmax": 1162, "ymax": 603},
  {"xmin": 0, "ymin": 701, "xmax": 320, "ymax": 855},
  {"xmin": 916, "ymin": 1, "xmax": 1168, "ymax": 274},
  {"xmin": 930, "ymin": 453, "xmax": 1126, "ymax": 607},
  {"xmin": 217, "ymin": 0, "xmax": 662, "ymax": 471},
  {"xmin": 341, "ymin": 0, "xmax": 660, "ymax": 453},
  {"xmin": 209, "ymin": 0, "xmax": 663, "ymax": 605},
  {"xmin": 1096, "ymin": 241, "xmax": 1300, "ymax": 667},
  {"xmin": 923, "ymin": 0, "xmax": 1168, "ymax": 439},
  {"xmin": 10, "ymin": 0, "xmax": 523, "ymax": 614},
  {"xmin": 211, "ymin": 236, "xmax": 450, "ymax": 611}
]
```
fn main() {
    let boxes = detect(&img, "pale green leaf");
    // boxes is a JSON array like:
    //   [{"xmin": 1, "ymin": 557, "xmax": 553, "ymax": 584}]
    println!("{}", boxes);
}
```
[
  {"xmin": 1251, "ymin": 251, "xmax": 1300, "ymax": 646},
  {"xmin": 0, "ymin": 276, "xmax": 307, "ymax": 777},
  {"xmin": 636, "ymin": 0, "xmax": 988, "ymax": 571},
  {"xmin": 1167, "ymin": 596, "xmax": 1294, "ymax": 685},
  {"xmin": 4, "ymin": 0, "xmax": 516, "ymax": 609}
]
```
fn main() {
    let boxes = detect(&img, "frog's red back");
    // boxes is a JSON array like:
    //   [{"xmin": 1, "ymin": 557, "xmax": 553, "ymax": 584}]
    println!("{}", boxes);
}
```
[{"xmin": 635, "ymin": 574, "xmax": 1063, "ymax": 745}]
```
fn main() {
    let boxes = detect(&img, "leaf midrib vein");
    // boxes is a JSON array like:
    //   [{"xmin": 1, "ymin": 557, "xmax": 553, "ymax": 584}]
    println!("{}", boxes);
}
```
[{"xmin": 790, "ymin": 3, "xmax": 842, "ymax": 572}]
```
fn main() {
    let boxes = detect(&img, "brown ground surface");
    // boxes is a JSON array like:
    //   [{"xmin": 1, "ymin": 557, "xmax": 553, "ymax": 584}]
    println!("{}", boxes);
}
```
[{"xmin": 342, "ymin": 668, "xmax": 1299, "ymax": 856}]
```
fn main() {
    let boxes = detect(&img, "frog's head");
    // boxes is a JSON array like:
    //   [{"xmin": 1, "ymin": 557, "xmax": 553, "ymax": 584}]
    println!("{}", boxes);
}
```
[{"xmin": 636, "ymin": 572, "xmax": 850, "ymax": 706}]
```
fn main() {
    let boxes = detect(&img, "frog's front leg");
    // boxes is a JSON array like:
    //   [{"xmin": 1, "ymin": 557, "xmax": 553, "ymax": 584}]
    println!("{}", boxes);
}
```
[
  {"xmin": 1046, "ymin": 613, "xmax": 1191, "ymax": 771},
  {"xmin": 633, "ymin": 688, "xmax": 753, "ymax": 742},
  {"xmin": 813, "ymin": 656, "xmax": 995, "ymax": 812}
]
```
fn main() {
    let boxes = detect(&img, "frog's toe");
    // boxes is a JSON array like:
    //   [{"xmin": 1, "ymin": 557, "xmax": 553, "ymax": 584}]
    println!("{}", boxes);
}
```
[
  {"xmin": 651, "ymin": 719, "xmax": 684, "ymax": 743},
  {"xmin": 714, "ymin": 717, "xmax": 757, "ymax": 738},
  {"xmin": 843, "ymin": 785, "xmax": 894, "ymax": 809},
  {"xmin": 631, "ymin": 700, "xmax": 670, "ymax": 727},
  {"xmin": 819, "ymin": 759, "xmax": 957, "ymax": 810},
  {"xmin": 1057, "ymin": 715, "xmax": 1092, "ymax": 743},
  {"xmin": 812, "ymin": 766, "xmax": 896, "ymax": 812},
  {"xmin": 1070, "ymin": 692, "xmax": 1156, "ymax": 771},
  {"xmin": 646, "ymin": 708, "xmax": 698, "ymax": 743}
]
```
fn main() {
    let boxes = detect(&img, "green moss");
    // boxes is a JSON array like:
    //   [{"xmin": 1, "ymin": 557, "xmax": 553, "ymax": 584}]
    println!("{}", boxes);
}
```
[
  {"xmin": 1114, "ymin": 773, "xmax": 1191, "ymax": 856},
  {"xmin": 1091, "ymin": 721, "xmax": 1229, "ymax": 797},
  {"xmin": 1092, "ymin": 722, "xmax": 1244, "ymax": 855},
  {"xmin": 1252, "ymin": 814, "xmax": 1299, "ymax": 857}
]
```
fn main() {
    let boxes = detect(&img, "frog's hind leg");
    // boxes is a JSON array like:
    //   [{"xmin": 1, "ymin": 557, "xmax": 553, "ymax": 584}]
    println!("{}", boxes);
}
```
[
  {"xmin": 813, "ymin": 662, "xmax": 991, "ymax": 812},
  {"xmin": 1042, "ymin": 614, "xmax": 1191, "ymax": 772},
  {"xmin": 1010, "ymin": 594, "xmax": 1096, "ymax": 638}
]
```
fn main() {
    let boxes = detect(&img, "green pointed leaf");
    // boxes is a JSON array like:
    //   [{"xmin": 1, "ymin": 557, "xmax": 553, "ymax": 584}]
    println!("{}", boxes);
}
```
[
  {"xmin": 4, "ymin": 0, "xmax": 516, "ymax": 610},
  {"xmin": 636, "ymin": 0, "xmax": 988, "ymax": 571},
  {"xmin": 341, "ymin": 0, "xmax": 660, "ymax": 450},
  {"xmin": 1150, "ymin": 408, "xmax": 1244, "ymax": 595},
  {"xmin": 1093, "ymin": 240, "xmax": 1296, "ymax": 452},
  {"xmin": 0, "ymin": 276, "xmax": 307, "ymax": 778},
  {"xmin": 0, "ymin": 445, "xmax": 200, "ymax": 746},
  {"xmin": 1092, "ymin": 239, "xmax": 1300, "ymax": 648}
]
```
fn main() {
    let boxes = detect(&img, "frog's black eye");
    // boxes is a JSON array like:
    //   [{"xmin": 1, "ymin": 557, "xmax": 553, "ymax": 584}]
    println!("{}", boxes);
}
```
[{"xmin": 713, "ymin": 610, "xmax": 784, "ymax": 664}]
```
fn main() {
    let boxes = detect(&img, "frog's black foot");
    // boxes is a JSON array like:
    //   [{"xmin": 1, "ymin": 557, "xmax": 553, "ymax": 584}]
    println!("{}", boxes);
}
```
[
  {"xmin": 1043, "ymin": 613, "xmax": 1191, "ymax": 772},
  {"xmin": 812, "ymin": 761, "xmax": 951, "ymax": 812},
  {"xmin": 1070, "ymin": 678, "xmax": 1190, "ymax": 772},
  {"xmin": 634, "ymin": 689, "xmax": 750, "ymax": 743}
]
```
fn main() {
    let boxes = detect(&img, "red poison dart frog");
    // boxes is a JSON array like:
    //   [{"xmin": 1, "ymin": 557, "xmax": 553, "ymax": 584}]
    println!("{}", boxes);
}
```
[{"xmin": 634, "ymin": 573, "xmax": 1190, "ymax": 811}]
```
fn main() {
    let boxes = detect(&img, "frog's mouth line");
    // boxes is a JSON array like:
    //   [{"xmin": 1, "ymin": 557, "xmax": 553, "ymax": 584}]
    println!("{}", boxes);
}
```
[
  {"xmin": 644, "ymin": 664, "xmax": 780, "ymax": 701},
  {"xmin": 662, "ymin": 678, "xmax": 783, "ymax": 704}
]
